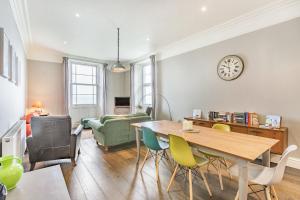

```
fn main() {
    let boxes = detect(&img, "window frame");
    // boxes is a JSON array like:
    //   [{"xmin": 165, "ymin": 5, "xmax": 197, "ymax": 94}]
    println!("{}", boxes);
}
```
[
  {"xmin": 70, "ymin": 60, "xmax": 100, "ymax": 107},
  {"xmin": 142, "ymin": 64, "xmax": 152, "ymax": 106}
]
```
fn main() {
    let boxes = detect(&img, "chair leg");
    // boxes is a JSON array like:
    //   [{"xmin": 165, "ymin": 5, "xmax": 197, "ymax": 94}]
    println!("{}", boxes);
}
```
[
  {"xmin": 223, "ymin": 157, "xmax": 232, "ymax": 179},
  {"xmin": 155, "ymin": 151, "xmax": 160, "ymax": 181},
  {"xmin": 199, "ymin": 169, "xmax": 212, "ymax": 197},
  {"xmin": 167, "ymin": 164, "xmax": 179, "ymax": 191},
  {"xmin": 188, "ymin": 169, "xmax": 193, "ymax": 200},
  {"xmin": 234, "ymin": 190, "xmax": 239, "ymax": 200},
  {"xmin": 71, "ymin": 158, "xmax": 76, "ymax": 166},
  {"xmin": 217, "ymin": 160, "xmax": 224, "ymax": 190},
  {"xmin": 140, "ymin": 148, "xmax": 149, "ymax": 173},
  {"xmin": 271, "ymin": 185, "xmax": 279, "ymax": 200},
  {"xmin": 78, "ymin": 148, "xmax": 81, "ymax": 155},
  {"xmin": 30, "ymin": 162, "xmax": 36, "ymax": 171},
  {"xmin": 265, "ymin": 186, "xmax": 272, "ymax": 200}
]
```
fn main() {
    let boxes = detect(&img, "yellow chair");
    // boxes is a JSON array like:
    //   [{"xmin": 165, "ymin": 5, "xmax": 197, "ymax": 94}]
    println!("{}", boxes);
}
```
[
  {"xmin": 201, "ymin": 123, "xmax": 232, "ymax": 190},
  {"xmin": 167, "ymin": 134, "xmax": 212, "ymax": 200}
]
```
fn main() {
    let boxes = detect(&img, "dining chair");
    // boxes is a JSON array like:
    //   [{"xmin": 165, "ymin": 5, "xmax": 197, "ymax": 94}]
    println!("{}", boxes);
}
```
[
  {"xmin": 140, "ymin": 126, "xmax": 170, "ymax": 181},
  {"xmin": 167, "ymin": 134, "xmax": 212, "ymax": 200},
  {"xmin": 199, "ymin": 123, "xmax": 231, "ymax": 190},
  {"xmin": 230, "ymin": 145, "xmax": 298, "ymax": 200}
]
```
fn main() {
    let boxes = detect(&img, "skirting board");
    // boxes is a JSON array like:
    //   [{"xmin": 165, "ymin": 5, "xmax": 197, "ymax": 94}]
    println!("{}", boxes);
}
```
[{"xmin": 271, "ymin": 155, "xmax": 300, "ymax": 170}]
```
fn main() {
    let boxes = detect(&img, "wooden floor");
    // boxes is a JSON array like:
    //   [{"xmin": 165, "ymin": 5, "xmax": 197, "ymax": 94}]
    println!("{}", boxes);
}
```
[{"xmin": 23, "ymin": 130, "xmax": 300, "ymax": 200}]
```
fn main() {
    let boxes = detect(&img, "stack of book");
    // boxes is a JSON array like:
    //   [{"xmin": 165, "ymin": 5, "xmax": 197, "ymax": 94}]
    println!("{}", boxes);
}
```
[{"xmin": 233, "ymin": 112, "xmax": 246, "ymax": 124}]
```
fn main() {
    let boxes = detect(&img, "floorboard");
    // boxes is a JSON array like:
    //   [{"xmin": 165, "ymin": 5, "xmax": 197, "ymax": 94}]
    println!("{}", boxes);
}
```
[{"xmin": 23, "ymin": 130, "xmax": 300, "ymax": 200}]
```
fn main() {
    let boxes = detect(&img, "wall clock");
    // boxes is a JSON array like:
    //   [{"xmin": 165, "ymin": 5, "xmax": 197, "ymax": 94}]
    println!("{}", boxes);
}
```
[{"xmin": 217, "ymin": 55, "xmax": 244, "ymax": 81}]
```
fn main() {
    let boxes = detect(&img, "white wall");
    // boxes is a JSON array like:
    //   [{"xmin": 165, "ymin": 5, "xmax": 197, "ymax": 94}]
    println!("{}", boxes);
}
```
[
  {"xmin": 27, "ymin": 60, "xmax": 64, "ymax": 115},
  {"xmin": 106, "ymin": 71, "xmax": 130, "ymax": 114},
  {"xmin": 157, "ymin": 17, "xmax": 300, "ymax": 157},
  {"xmin": 0, "ymin": 0, "xmax": 27, "ymax": 137}
]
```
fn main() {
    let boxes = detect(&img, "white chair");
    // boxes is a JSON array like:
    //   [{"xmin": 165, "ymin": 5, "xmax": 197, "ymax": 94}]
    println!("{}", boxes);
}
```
[{"xmin": 230, "ymin": 145, "xmax": 298, "ymax": 200}]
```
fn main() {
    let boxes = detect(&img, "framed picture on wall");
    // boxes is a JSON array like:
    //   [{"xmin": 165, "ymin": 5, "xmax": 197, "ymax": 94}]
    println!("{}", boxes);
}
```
[
  {"xmin": 0, "ymin": 28, "xmax": 11, "ymax": 79},
  {"xmin": 10, "ymin": 51, "xmax": 18, "ymax": 84}
]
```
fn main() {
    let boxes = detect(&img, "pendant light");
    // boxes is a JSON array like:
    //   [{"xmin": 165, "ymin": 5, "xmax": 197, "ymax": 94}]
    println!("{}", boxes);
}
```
[{"xmin": 111, "ymin": 28, "xmax": 126, "ymax": 73}]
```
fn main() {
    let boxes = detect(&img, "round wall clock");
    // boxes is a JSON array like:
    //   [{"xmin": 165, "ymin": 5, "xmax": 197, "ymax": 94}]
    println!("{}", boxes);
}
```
[{"xmin": 217, "ymin": 55, "xmax": 244, "ymax": 81}]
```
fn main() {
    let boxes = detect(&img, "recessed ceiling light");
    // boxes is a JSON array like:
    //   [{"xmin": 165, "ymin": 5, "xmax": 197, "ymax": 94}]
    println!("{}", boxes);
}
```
[
  {"xmin": 63, "ymin": 41, "xmax": 67, "ymax": 45},
  {"xmin": 146, "ymin": 37, "xmax": 150, "ymax": 41},
  {"xmin": 201, "ymin": 6, "xmax": 207, "ymax": 12},
  {"xmin": 75, "ymin": 13, "xmax": 80, "ymax": 18}
]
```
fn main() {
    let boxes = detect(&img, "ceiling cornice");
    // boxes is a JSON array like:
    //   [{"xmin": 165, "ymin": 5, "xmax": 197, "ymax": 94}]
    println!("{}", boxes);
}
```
[
  {"xmin": 9, "ymin": 0, "xmax": 32, "ymax": 54},
  {"xmin": 156, "ymin": 0, "xmax": 300, "ymax": 61}
]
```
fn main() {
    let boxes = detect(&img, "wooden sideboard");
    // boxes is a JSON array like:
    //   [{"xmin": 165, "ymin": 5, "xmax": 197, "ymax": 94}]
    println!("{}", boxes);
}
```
[{"xmin": 184, "ymin": 117, "xmax": 288, "ymax": 155}]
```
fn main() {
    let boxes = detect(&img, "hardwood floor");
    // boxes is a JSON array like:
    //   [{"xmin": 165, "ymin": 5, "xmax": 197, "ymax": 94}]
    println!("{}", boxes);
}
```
[{"xmin": 23, "ymin": 130, "xmax": 300, "ymax": 200}]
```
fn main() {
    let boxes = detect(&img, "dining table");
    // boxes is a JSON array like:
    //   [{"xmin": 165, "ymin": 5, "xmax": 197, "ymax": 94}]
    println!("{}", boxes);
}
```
[{"xmin": 131, "ymin": 120, "xmax": 279, "ymax": 200}]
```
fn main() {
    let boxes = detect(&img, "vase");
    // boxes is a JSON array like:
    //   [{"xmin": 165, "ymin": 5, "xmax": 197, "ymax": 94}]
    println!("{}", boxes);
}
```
[{"xmin": 0, "ymin": 155, "xmax": 23, "ymax": 190}]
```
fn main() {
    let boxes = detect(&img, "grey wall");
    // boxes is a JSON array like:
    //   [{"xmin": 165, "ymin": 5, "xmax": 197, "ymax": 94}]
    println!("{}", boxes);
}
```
[
  {"xmin": 26, "ymin": 60, "xmax": 130, "ymax": 116},
  {"xmin": 0, "ymin": 0, "xmax": 27, "ymax": 137},
  {"xmin": 157, "ymin": 17, "xmax": 300, "ymax": 157},
  {"xmin": 27, "ymin": 60, "xmax": 64, "ymax": 115}
]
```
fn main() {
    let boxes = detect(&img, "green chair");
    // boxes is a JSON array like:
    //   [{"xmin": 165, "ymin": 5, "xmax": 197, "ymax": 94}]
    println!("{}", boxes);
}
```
[
  {"xmin": 140, "ymin": 127, "xmax": 169, "ymax": 181},
  {"xmin": 167, "ymin": 134, "xmax": 212, "ymax": 199},
  {"xmin": 200, "ymin": 123, "xmax": 232, "ymax": 191}
]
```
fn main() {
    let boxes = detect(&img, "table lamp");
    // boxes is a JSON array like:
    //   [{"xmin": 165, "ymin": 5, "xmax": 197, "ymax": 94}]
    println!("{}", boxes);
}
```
[{"xmin": 32, "ymin": 101, "xmax": 43, "ymax": 113}]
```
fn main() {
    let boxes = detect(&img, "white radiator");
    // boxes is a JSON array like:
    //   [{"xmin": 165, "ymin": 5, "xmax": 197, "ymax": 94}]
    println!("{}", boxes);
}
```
[{"xmin": 2, "ymin": 120, "xmax": 26, "ymax": 159}]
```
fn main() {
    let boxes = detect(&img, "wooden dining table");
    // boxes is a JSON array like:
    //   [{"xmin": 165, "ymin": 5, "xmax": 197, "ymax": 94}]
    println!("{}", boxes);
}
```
[{"xmin": 131, "ymin": 120, "xmax": 279, "ymax": 200}]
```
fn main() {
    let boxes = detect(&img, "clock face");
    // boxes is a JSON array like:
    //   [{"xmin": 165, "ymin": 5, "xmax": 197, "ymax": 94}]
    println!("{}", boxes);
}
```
[{"xmin": 217, "ymin": 55, "xmax": 244, "ymax": 81}]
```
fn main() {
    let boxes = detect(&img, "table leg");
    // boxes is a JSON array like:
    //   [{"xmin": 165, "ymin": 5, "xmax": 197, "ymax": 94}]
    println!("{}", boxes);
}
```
[
  {"xmin": 135, "ymin": 127, "xmax": 141, "ymax": 165},
  {"xmin": 238, "ymin": 160, "xmax": 248, "ymax": 200},
  {"xmin": 262, "ymin": 149, "xmax": 271, "ymax": 167}
]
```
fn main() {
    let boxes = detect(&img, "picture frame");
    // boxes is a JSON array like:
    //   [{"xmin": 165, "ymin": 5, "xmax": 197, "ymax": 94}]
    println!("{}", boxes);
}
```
[
  {"xmin": 0, "ymin": 28, "xmax": 10, "ymax": 79},
  {"xmin": 10, "ymin": 51, "xmax": 17, "ymax": 84}
]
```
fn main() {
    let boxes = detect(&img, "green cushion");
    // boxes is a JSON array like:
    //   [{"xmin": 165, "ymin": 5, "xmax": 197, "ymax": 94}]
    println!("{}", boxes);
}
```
[{"xmin": 81, "ymin": 117, "xmax": 97, "ymax": 129}]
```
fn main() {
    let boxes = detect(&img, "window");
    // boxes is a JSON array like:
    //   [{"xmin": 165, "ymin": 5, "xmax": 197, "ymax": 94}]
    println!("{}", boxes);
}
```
[
  {"xmin": 142, "ymin": 65, "xmax": 152, "ymax": 105},
  {"xmin": 71, "ymin": 62, "xmax": 98, "ymax": 105}
]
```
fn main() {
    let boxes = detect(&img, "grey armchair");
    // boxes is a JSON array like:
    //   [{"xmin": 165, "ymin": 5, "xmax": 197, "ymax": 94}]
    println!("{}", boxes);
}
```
[{"xmin": 27, "ymin": 116, "xmax": 82, "ymax": 171}]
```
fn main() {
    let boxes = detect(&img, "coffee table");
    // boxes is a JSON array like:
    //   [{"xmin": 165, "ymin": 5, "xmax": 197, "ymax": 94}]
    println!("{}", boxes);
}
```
[{"xmin": 7, "ymin": 165, "xmax": 70, "ymax": 200}]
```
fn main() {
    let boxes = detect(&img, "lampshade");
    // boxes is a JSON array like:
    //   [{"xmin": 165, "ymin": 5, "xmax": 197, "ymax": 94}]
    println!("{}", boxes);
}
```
[
  {"xmin": 32, "ymin": 101, "xmax": 43, "ymax": 108},
  {"xmin": 111, "ymin": 62, "xmax": 126, "ymax": 73}
]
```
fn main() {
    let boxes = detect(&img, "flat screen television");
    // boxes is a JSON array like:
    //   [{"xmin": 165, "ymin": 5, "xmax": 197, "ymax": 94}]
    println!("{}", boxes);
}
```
[{"xmin": 115, "ymin": 97, "xmax": 130, "ymax": 107}]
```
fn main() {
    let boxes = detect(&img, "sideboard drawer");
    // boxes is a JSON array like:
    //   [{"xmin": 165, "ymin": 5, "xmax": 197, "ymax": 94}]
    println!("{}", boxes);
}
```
[
  {"xmin": 231, "ymin": 125, "xmax": 248, "ymax": 134},
  {"xmin": 248, "ymin": 128, "xmax": 284, "ymax": 154},
  {"xmin": 193, "ymin": 121, "xmax": 212, "ymax": 128}
]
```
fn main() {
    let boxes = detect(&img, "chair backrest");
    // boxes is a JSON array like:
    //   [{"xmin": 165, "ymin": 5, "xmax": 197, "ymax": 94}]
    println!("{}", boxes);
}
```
[
  {"xmin": 169, "ymin": 134, "xmax": 197, "ymax": 168},
  {"xmin": 142, "ymin": 127, "xmax": 162, "ymax": 151},
  {"xmin": 145, "ymin": 107, "xmax": 152, "ymax": 116},
  {"xmin": 31, "ymin": 116, "xmax": 72, "ymax": 148},
  {"xmin": 212, "ymin": 123, "xmax": 231, "ymax": 132},
  {"xmin": 270, "ymin": 145, "xmax": 298, "ymax": 184}
]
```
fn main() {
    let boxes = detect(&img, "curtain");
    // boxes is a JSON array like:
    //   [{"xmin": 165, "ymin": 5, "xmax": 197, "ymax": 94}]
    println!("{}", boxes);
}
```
[
  {"xmin": 102, "ymin": 64, "xmax": 108, "ymax": 115},
  {"xmin": 130, "ymin": 63, "xmax": 135, "ymax": 114},
  {"xmin": 150, "ymin": 55, "xmax": 156, "ymax": 119},
  {"xmin": 98, "ymin": 63, "xmax": 108, "ymax": 116},
  {"xmin": 63, "ymin": 57, "xmax": 69, "ymax": 115}
]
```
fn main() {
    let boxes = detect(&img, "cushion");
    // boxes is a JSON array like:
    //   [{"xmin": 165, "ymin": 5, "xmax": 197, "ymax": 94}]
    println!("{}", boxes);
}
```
[{"xmin": 26, "ymin": 124, "xmax": 32, "ymax": 137}]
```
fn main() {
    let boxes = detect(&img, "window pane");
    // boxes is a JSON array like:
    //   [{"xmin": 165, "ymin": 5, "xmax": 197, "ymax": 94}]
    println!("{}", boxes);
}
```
[
  {"xmin": 143, "ymin": 95, "xmax": 152, "ymax": 105},
  {"xmin": 143, "ymin": 65, "xmax": 151, "ymax": 75},
  {"xmin": 143, "ymin": 74, "xmax": 151, "ymax": 84},
  {"xmin": 72, "ymin": 95, "xmax": 77, "ymax": 105},
  {"xmin": 77, "ymin": 95, "xmax": 95, "ymax": 104},
  {"xmin": 76, "ymin": 64, "xmax": 94, "ymax": 75},
  {"xmin": 72, "ymin": 85, "xmax": 77, "ymax": 94},
  {"xmin": 77, "ymin": 85, "xmax": 95, "ymax": 95},
  {"xmin": 75, "ymin": 74, "xmax": 94, "ymax": 84},
  {"xmin": 143, "ymin": 85, "xmax": 152, "ymax": 96}
]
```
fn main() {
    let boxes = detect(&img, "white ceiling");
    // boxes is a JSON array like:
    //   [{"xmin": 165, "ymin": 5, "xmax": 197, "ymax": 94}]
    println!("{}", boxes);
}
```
[{"xmin": 26, "ymin": 0, "xmax": 275, "ymax": 62}]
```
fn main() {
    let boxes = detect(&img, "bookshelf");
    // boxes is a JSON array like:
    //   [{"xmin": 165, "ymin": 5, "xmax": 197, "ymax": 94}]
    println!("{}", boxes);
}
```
[{"xmin": 184, "ymin": 117, "xmax": 288, "ymax": 154}]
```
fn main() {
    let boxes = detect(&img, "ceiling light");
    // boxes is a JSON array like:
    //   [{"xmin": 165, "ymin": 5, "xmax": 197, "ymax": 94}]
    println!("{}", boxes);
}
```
[
  {"xmin": 146, "ymin": 37, "xmax": 150, "ymax": 41},
  {"xmin": 201, "ymin": 6, "xmax": 207, "ymax": 12},
  {"xmin": 111, "ymin": 28, "xmax": 126, "ymax": 73},
  {"xmin": 63, "ymin": 41, "xmax": 67, "ymax": 45},
  {"xmin": 75, "ymin": 13, "xmax": 80, "ymax": 18}
]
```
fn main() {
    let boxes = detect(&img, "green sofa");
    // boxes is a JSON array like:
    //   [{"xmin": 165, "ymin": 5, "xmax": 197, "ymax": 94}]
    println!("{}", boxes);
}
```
[{"xmin": 88, "ymin": 113, "xmax": 151, "ymax": 150}]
